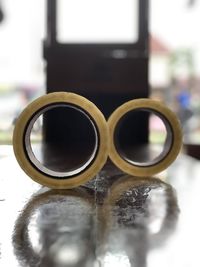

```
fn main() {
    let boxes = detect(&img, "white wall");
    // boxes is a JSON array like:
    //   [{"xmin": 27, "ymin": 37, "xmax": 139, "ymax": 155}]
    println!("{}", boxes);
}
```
[{"xmin": 0, "ymin": 0, "xmax": 45, "ymax": 86}]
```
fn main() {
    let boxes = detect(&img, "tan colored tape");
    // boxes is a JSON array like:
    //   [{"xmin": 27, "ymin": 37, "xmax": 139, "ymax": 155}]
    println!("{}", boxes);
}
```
[
  {"xmin": 108, "ymin": 98, "xmax": 182, "ymax": 176},
  {"xmin": 13, "ymin": 92, "xmax": 108, "ymax": 189}
]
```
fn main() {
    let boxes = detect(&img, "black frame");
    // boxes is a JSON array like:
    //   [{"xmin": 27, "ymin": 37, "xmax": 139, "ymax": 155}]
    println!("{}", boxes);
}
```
[{"xmin": 43, "ymin": 0, "xmax": 149, "ymax": 145}]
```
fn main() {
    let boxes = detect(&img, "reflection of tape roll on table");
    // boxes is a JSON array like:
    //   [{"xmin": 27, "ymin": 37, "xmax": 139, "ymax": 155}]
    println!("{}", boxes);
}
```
[
  {"xmin": 108, "ymin": 98, "xmax": 182, "ymax": 177},
  {"xmin": 13, "ymin": 92, "xmax": 109, "ymax": 189}
]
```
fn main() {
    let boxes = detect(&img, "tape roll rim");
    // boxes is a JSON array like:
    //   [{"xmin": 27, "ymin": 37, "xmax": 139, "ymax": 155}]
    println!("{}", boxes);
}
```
[
  {"xmin": 13, "ymin": 92, "xmax": 108, "ymax": 189},
  {"xmin": 108, "ymin": 98, "xmax": 182, "ymax": 176}
]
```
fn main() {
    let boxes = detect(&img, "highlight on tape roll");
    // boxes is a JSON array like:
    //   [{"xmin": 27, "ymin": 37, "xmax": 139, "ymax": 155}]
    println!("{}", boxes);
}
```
[
  {"xmin": 108, "ymin": 98, "xmax": 182, "ymax": 177},
  {"xmin": 13, "ymin": 92, "xmax": 108, "ymax": 189}
]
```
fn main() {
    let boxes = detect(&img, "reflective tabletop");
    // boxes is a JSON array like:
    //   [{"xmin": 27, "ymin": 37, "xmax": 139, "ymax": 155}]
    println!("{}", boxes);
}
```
[{"xmin": 0, "ymin": 145, "xmax": 200, "ymax": 267}]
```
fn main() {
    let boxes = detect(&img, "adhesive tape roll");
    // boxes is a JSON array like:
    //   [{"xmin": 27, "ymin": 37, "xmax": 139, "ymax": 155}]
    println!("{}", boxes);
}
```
[
  {"xmin": 108, "ymin": 98, "xmax": 182, "ymax": 176},
  {"xmin": 13, "ymin": 92, "xmax": 108, "ymax": 189}
]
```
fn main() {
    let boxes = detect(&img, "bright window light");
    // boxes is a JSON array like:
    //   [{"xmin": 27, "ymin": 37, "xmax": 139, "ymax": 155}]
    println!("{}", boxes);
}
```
[{"xmin": 57, "ymin": 0, "xmax": 139, "ymax": 44}]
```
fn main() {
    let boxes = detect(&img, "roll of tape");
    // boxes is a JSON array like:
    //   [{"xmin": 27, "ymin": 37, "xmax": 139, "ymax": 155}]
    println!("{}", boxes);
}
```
[
  {"xmin": 108, "ymin": 98, "xmax": 182, "ymax": 176},
  {"xmin": 13, "ymin": 92, "xmax": 108, "ymax": 189}
]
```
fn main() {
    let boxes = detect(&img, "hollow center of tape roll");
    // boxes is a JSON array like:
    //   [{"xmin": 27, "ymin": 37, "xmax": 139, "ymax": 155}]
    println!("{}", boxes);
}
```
[
  {"xmin": 24, "ymin": 104, "xmax": 99, "ymax": 178},
  {"xmin": 114, "ymin": 109, "xmax": 173, "ymax": 167}
]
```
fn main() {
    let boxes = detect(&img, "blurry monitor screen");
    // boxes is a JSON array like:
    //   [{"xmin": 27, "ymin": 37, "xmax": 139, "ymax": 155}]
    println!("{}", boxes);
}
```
[{"xmin": 57, "ymin": 0, "xmax": 139, "ymax": 43}]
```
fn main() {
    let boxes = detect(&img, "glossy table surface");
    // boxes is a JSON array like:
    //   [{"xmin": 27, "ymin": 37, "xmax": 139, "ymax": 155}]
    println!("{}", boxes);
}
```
[{"xmin": 0, "ymin": 145, "xmax": 200, "ymax": 267}]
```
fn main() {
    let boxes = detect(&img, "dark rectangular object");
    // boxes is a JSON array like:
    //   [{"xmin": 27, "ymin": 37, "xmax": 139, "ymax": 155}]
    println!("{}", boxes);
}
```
[{"xmin": 43, "ymin": 0, "xmax": 149, "ymax": 145}]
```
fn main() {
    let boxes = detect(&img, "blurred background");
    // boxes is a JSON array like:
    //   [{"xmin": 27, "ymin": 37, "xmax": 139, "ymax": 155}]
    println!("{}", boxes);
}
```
[{"xmin": 0, "ymin": 0, "xmax": 200, "ymax": 147}]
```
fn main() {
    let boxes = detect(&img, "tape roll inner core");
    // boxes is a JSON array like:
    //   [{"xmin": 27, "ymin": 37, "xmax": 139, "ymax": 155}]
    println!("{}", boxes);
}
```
[
  {"xmin": 114, "ymin": 108, "xmax": 173, "ymax": 167},
  {"xmin": 24, "ymin": 103, "xmax": 99, "ymax": 178}
]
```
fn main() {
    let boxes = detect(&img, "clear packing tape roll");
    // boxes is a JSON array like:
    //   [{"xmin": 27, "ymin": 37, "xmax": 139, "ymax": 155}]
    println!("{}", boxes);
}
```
[
  {"xmin": 13, "ymin": 92, "xmax": 109, "ymax": 189},
  {"xmin": 13, "ymin": 95, "xmax": 182, "ymax": 188},
  {"xmin": 108, "ymin": 98, "xmax": 182, "ymax": 177}
]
